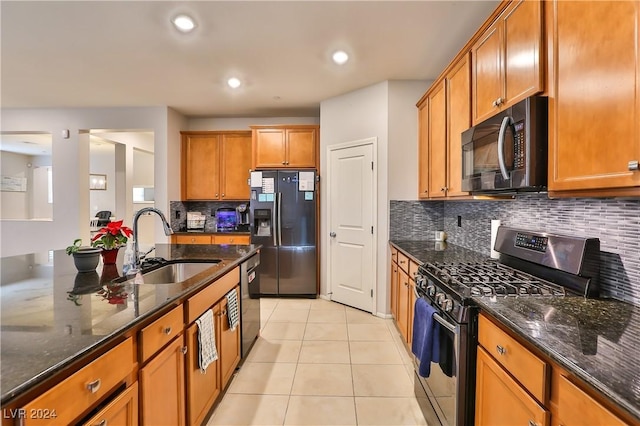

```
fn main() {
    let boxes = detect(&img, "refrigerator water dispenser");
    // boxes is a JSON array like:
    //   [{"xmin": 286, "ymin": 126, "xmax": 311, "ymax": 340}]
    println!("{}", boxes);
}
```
[{"xmin": 254, "ymin": 209, "xmax": 272, "ymax": 237}]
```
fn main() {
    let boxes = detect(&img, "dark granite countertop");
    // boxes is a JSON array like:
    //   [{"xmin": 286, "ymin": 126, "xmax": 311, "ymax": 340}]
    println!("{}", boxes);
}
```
[
  {"xmin": 389, "ymin": 239, "xmax": 640, "ymax": 421},
  {"xmin": 0, "ymin": 243, "xmax": 260, "ymax": 404}
]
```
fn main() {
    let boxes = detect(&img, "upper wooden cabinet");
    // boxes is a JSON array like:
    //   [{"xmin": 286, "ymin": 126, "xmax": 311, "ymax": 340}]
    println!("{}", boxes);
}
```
[
  {"xmin": 472, "ymin": 0, "xmax": 543, "ymax": 124},
  {"xmin": 547, "ymin": 0, "xmax": 640, "ymax": 196},
  {"xmin": 251, "ymin": 125, "xmax": 319, "ymax": 169},
  {"xmin": 417, "ymin": 53, "xmax": 471, "ymax": 200},
  {"xmin": 417, "ymin": 100, "xmax": 430, "ymax": 199},
  {"xmin": 181, "ymin": 131, "xmax": 251, "ymax": 201}
]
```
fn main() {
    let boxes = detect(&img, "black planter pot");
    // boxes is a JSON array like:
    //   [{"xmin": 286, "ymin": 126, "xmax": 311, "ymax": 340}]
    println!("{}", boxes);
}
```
[{"xmin": 72, "ymin": 247, "xmax": 102, "ymax": 272}]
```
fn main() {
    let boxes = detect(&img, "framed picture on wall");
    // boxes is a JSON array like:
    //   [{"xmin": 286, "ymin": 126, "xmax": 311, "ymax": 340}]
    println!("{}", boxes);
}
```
[{"xmin": 90, "ymin": 174, "xmax": 107, "ymax": 190}]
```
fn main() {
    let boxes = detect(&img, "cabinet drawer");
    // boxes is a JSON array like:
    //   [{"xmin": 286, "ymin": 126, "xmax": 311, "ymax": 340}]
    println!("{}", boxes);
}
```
[
  {"xmin": 213, "ymin": 235, "xmax": 250, "ymax": 245},
  {"xmin": 409, "ymin": 260, "xmax": 419, "ymax": 281},
  {"xmin": 390, "ymin": 246, "xmax": 398, "ymax": 263},
  {"xmin": 175, "ymin": 235, "xmax": 212, "ymax": 244},
  {"xmin": 82, "ymin": 381, "xmax": 138, "ymax": 426},
  {"xmin": 397, "ymin": 252, "xmax": 409, "ymax": 273},
  {"xmin": 140, "ymin": 305, "xmax": 184, "ymax": 363},
  {"xmin": 22, "ymin": 338, "xmax": 134, "ymax": 425},
  {"xmin": 555, "ymin": 374, "xmax": 626, "ymax": 426},
  {"xmin": 478, "ymin": 314, "xmax": 548, "ymax": 403},
  {"xmin": 185, "ymin": 267, "xmax": 239, "ymax": 324}
]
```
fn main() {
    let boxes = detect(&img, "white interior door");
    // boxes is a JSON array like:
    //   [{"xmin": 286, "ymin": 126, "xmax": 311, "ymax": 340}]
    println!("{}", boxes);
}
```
[{"xmin": 328, "ymin": 140, "xmax": 375, "ymax": 312}]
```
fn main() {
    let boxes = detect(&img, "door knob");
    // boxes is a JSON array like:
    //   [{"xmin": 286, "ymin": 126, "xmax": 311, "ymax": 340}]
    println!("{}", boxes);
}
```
[{"xmin": 329, "ymin": 232, "xmax": 336, "ymax": 238}]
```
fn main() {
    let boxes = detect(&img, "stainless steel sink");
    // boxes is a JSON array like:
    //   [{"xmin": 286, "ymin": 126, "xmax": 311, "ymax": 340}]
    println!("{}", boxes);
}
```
[{"xmin": 137, "ymin": 261, "xmax": 220, "ymax": 284}]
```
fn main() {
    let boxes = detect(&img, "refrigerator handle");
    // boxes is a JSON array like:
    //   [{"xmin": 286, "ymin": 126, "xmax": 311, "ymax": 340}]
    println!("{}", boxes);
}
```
[
  {"xmin": 277, "ymin": 192, "xmax": 282, "ymax": 246},
  {"xmin": 272, "ymin": 195, "xmax": 278, "ymax": 246}
]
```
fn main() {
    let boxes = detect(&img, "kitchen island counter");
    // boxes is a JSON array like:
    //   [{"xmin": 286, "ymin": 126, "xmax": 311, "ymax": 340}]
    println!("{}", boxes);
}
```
[{"xmin": 0, "ymin": 243, "xmax": 259, "ymax": 404}]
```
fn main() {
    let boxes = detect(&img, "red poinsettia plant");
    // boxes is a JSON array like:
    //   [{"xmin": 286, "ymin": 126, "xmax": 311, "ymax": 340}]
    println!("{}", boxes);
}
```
[{"xmin": 91, "ymin": 220, "xmax": 133, "ymax": 250}]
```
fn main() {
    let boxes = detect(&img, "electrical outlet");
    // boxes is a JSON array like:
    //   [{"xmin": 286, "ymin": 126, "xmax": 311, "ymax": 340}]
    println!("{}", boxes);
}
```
[{"xmin": 457, "ymin": 215, "xmax": 462, "ymax": 227}]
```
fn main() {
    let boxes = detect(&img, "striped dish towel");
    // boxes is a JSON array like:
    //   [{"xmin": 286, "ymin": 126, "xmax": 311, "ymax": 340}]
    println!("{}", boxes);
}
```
[
  {"xmin": 225, "ymin": 288, "xmax": 239, "ymax": 331},
  {"xmin": 195, "ymin": 309, "xmax": 218, "ymax": 373}
]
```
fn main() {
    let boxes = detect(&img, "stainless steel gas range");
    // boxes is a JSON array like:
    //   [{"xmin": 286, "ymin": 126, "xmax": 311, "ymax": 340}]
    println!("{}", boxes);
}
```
[{"xmin": 412, "ymin": 226, "xmax": 600, "ymax": 426}]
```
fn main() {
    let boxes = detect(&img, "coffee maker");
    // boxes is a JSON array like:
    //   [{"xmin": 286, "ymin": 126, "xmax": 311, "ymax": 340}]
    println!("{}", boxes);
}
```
[{"xmin": 236, "ymin": 204, "xmax": 249, "ymax": 232}]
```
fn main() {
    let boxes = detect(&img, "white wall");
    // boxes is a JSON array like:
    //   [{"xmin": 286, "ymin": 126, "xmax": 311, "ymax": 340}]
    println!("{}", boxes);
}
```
[
  {"xmin": 0, "ymin": 107, "xmax": 179, "ymax": 257},
  {"xmin": 187, "ymin": 116, "xmax": 319, "ymax": 131},
  {"xmin": 320, "ymin": 80, "xmax": 427, "ymax": 316},
  {"xmin": 89, "ymin": 145, "xmax": 116, "ymax": 218},
  {"xmin": 388, "ymin": 80, "xmax": 432, "ymax": 200},
  {"xmin": 1, "ymin": 151, "xmax": 31, "ymax": 219}
]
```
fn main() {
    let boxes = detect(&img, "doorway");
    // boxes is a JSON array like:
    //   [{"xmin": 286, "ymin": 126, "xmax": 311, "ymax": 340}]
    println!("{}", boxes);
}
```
[{"xmin": 327, "ymin": 138, "xmax": 376, "ymax": 313}]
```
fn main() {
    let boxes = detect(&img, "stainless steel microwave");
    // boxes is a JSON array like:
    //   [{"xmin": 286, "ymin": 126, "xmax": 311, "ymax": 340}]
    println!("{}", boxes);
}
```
[{"xmin": 461, "ymin": 96, "xmax": 548, "ymax": 193}]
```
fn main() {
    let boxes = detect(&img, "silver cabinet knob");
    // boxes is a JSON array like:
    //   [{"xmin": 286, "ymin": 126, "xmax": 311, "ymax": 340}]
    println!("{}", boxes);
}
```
[
  {"xmin": 329, "ymin": 232, "xmax": 336, "ymax": 238},
  {"xmin": 629, "ymin": 160, "xmax": 639, "ymax": 171}
]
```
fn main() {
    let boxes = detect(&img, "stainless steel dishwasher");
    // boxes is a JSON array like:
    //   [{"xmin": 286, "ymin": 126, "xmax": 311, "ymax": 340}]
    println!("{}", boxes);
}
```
[{"xmin": 240, "ymin": 252, "xmax": 261, "ymax": 358}]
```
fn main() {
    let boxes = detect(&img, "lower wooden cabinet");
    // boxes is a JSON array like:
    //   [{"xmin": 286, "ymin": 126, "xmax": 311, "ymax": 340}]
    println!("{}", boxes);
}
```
[
  {"xmin": 476, "ymin": 346, "xmax": 550, "ymax": 426},
  {"xmin": 83, "ymin": 382, "xmax": 138, "ymax": 426},
  {"xmin": 389, "ymin": 245, "xmax": 418, "ymax": 346},
  {"xmin": 217, "ymin": 291, "xmax": 241, "ymax": 389},
  {"xmin": 390, "ymin": 248, "xmax": 399, "ymax": 320},
  {"xmin": 140, "ymin": 337, "xmax": 186, "ymax": 426},
  {"xmin": 186, "ymin": 320, "xmax": 220, "ymax": 426}
]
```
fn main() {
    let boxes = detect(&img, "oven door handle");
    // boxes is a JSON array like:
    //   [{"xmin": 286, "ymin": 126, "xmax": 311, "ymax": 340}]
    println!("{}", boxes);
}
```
[{"xmin": 433, "ymin": 312, "xmax": 458, "ymax": 334}]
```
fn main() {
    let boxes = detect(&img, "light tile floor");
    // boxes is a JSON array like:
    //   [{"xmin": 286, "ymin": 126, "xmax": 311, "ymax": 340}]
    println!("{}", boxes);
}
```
[{"xmin": 207, "ymin": 298, "xmax": 428, "ymax": 426}]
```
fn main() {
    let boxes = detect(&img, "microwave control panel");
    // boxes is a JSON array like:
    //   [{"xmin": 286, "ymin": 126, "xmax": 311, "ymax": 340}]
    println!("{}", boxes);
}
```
[{"xmin": 514, "ymin": 120, "xmax": 525, "ymax": 169}]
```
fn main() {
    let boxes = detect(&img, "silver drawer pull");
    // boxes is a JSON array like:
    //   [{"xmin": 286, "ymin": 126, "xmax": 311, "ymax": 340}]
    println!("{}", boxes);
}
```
[
  {"xmin": 163, "ymin": 326, "xmax": 172, "ymax": 335},
  {"xmin": 496, "ymin": 345, "xmax": 507, "ymax": 355},
  {"xmin": 98, "ymin": 420, "xmax": 108, "ymax": 426},
  {"xmin": 86, "ymin": 379, "xmax": 101, "ymax": 394},
  {"xmin": 629, "ymin": 160, "xmax": 639, "ymax": 171}
]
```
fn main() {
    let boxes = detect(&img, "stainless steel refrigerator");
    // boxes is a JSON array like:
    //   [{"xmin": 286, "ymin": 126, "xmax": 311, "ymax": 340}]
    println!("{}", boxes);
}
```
[{"xmin": 249, "ymin": 170, "xmax": 317, "ymax": 296}]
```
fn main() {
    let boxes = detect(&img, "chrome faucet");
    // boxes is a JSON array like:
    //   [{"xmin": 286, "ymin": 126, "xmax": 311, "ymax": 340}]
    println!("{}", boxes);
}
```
[{"xmin": 132, "ymin": 207, "xmax": 174, "ymax": 267}]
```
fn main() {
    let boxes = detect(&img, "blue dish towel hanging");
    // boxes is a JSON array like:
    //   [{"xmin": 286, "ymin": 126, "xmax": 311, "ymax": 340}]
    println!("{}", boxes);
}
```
[{"xmin": 411, "ymin": 297, "xmax": 440, "ymax": 377}]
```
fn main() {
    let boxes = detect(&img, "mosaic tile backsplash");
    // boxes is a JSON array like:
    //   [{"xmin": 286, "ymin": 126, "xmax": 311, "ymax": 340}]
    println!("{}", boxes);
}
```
[{"xmin": 390, "ymin": 196, "xmax": 640, "ymax": 305}]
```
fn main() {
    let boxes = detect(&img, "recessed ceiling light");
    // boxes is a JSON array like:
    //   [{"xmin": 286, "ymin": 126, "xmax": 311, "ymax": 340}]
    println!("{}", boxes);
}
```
[
  {"xmin": 332, "ymin": 50, "xmax": 349, "ymax": 65},
  {"xmin": 172, "ymin": 14, "xmax": 196, "ymax": 33},
  {"xmin": 227, "ymin": 77, "xmax": 242, "ymax": 89}
]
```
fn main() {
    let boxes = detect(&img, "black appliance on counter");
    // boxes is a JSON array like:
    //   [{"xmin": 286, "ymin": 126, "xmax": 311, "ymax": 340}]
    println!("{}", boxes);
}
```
[
  {"xmin": 249, "ymin": 170, "xmax": 317, "ymax": 297},
  {"xmin": 461, "ymin": 96, "xmax": 548, "ymax": 193},
  {"xmin": 413, "ymin": 226, "xmax": 600, "ymax": 426}
]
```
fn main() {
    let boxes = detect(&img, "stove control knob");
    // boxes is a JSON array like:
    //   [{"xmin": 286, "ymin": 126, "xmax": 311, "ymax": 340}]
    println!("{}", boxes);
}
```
[
  {"xmin": 426, "ymin": 285, "xmax": 436, "ymax": 297},
  {"xmin": 443, "ymin": 298, "xmax": 453, "ymax": 312},
  {"xmin": 415, "ymin": 275, "xmax": 425, "ymax": 287},
  {"xmin": 435, "ymin": 292, "xmax": 445, "ymax": 304}
]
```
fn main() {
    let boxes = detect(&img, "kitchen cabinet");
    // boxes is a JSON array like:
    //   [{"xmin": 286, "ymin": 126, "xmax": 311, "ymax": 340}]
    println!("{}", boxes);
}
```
[
  {"xmin": 476, "ymin": 346, "xmax": 550, "ymax": 426},
  {"xmin": 251, "ymin": 125, "xmax": 319, "ymax": 169},
  {"xmin": 172, "ymin": 234, "xmax": 250, "ymax": 245},
  {"xmin": 389, "ymin": 246, "xmax": 418, "ymax": 346},
  {"xmin": 82, "ymin": 382, "xmax": 138, "ymax": 426},
  {"xmin": 417, "ymin": 53, "xmax": 471, "ymax": 200},
  {"xmin": 19, "ymin": 338, "xmax": 135, "ymax": 425},
  {"xmin": 476, "ymin": 313, "xmax": 550, "ymax": 426},
  {"xmin": 181, "ymin": 131, "xmax": 251, "ymax": 201},
  {"xmin": 417, "ymin": 99, "xmax": 429, "ymax": 199},
  {"xmin": 184, "ymin": 268, "xmax": 240, "ymax": 425},
  {"xmin": 547, "ymin": 0, "xmax": 640, "ymax": 196},
  {"xmin": 140, "ymin": 336, "xmax": 186, "ymax": 426},
  {"xmin": 471, "ymin": 0, "xmax": 543, "ymax": 124}
]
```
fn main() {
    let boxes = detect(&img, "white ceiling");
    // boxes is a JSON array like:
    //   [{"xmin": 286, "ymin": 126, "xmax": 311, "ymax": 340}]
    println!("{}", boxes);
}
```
[{"xmin": 1, "ymin": 1, "xmax": 499, "ymax": 118}]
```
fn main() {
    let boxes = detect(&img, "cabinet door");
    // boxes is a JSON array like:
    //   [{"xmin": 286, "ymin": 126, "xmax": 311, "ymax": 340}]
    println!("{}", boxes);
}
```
[
  {"xmin": 183, "ymin": 135, "xmax": 220, "ymax": 200},
  {"xmin": 476, "ymin": 346, "xmax": 549, "ymax": 426},
  {"xmin": 253, "ymin": 128, "xmax": 286, "ymax": 168},
  {"xmin": 286, "ymin": 127, "xmax": 317, "ymax": 168},
  {"xmin": 140, "ymin": 337, "xmax": 186, "ymax": 426},
  {"xmin": 220, "ymin": 133, "xmax": 251, "ymax": 200},
  {"xmin": 390, "ymin": 258, "xmax": 398, "ymax": 320},
  {"xmin": 554, "ymin": 374, "xmax": 626, "ymax": 426},
  {"xmin": 185, "ymin": 320, "xmax": 220, "ymax": 426},
  {"xmin": 417, "ymin": 100, "xmax": 430, "ymax": 199},
  {"xmin": 503, "ymin": 0, "xmax": 543, "ymax": 106},
  {"xmin": 472, "ymin": 19, "xmax": 503, "ymax": 124},
  {"xmin": 83, "ymin": 382, "xmax": 138, "ymax": 426},
  {"xmin": 397, "ymin": 269, "xmax": 410, "ymax": 343},
  {"xmin": 549, "ymin": 0, "xmax": 640, "ymax": 193},
  {"xmin": 446, "ymin": 53, "xmax": 471, "ymax": 198},
  {"xmin": 217, "ymin": 292, "xmax": 241, "ymax": 389},
  {"xmin": 428, "ymin": 80, "xmax": 447, "ymax": 198}
]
